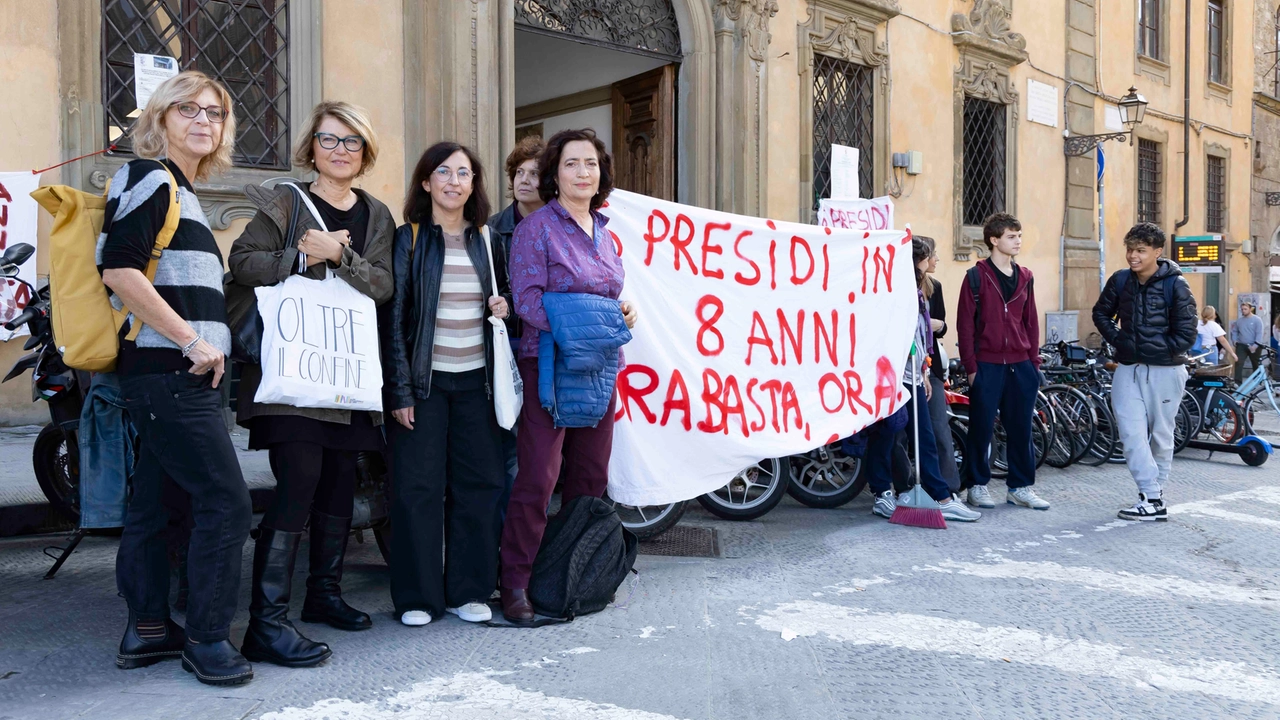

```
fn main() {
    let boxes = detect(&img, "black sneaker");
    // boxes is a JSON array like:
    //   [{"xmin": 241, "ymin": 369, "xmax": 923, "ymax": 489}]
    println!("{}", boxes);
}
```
[{"xmin": 1118, "ymin": 494, "xmax": 1167, "ymax": 522}]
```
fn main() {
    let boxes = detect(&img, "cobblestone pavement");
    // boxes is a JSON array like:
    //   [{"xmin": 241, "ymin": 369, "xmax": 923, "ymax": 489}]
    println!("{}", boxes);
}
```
[{"xmin": 0, "ymin": 446, "xmax": 1278, "ymax": 719}]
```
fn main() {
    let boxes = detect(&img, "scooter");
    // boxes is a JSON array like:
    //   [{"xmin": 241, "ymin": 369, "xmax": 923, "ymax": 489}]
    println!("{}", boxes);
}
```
[{"xmin": 1, "ymin": 243, "xmax": 87, "ymax": 521}]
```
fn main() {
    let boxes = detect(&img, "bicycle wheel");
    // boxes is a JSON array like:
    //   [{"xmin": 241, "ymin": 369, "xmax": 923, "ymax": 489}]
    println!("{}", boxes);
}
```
[
  {"xmin": 1080, "ymin": 391, "xmax": 1117, "ymax": 466},
  {"xmin": 1180, "ymin": 392, "xmax": 1203, "ymax": 440},
  {"xmin": 1202, "ymin": 392, "xmax": 1248, "ymax": 443},
  {"xmin": 1243, "ymin": 384, "xmax": 1280, "ymax": 437},
  {"xmin": 1173, "ymin": 399, "xmax": 1192, "ymax": 454},
  {"xmin": 1042, "ymin": 385, "xmax": 1098, "ymax": 468}
]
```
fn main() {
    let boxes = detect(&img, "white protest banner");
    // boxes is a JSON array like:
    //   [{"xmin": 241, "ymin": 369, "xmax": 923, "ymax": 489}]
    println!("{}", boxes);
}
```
[
  {"xmin": 254, "ymin": 274, "xmax": 383, "ymax": 411},
  {"xmin": 0, "ymin": 172, "xmax": 42, "ymax": 342},
  {"xmin": 816, "ymin": 196, "xmax": 895, "ymax": 232},
  {"xmin": 599, "ymin": 190, "xmax": 915, "ymax": 505},
  {"xmin": 133, "ymin": 54, "xmax": 179, "ymax": 111}
]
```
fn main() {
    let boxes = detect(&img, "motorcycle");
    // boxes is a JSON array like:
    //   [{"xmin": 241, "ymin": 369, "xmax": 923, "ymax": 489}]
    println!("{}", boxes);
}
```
[{"xmin": 1, "ymin": 242, "xmax": 87, "ymax": 522}]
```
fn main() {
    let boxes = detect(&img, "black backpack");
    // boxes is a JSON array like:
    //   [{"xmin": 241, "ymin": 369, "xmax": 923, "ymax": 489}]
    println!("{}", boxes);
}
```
[{"xmin": 528, "ymin": 496, "xmax": 638, "ymax": 620}]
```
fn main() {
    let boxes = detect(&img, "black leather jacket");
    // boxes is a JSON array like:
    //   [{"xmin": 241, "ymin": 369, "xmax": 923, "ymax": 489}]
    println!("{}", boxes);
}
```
[
  {"xmin": 1091, "ymin": 258, "xmax": 1198, "ymax": 366},
  {"xmin": 383, "ymin": 222, "xmax": 513, "ymax": 411}
]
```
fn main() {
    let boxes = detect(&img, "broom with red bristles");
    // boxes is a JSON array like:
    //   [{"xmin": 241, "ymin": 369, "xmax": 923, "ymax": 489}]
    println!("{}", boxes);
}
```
[{"xmin": 889, "ymin": 343, "xmax": 947, "ymax": 529}]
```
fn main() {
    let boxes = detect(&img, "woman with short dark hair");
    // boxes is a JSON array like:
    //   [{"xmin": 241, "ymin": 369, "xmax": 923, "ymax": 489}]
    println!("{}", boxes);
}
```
[
  {"xmin": 385, "ymin": 142, "xmax": 512, "ymax": 627},
  {"xmin": 499, "ymin": 128, "xmax": 638, "ymax": 624}
]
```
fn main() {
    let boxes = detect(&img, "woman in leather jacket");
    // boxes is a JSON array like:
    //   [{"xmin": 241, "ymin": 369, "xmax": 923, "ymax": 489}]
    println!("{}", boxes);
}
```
[{"xmin": 384, "ymin": 142, "xmax": 513, "ymax": 627}]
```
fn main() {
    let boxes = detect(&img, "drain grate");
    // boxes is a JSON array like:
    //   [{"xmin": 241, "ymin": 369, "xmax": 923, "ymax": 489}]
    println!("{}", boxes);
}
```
[{"xmin": 638, "ymin": 526, "xmax": 720, "ymax": 558}]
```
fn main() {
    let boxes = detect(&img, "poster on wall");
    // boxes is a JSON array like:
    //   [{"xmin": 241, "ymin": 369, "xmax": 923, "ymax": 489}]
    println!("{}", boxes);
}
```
[
  {"xmin": 133, "ymin": 54, "xmax": 179, "ymax": 111},
  {"xmin": 829, "ymin": 144, "xmax": 860, "ymax": 201},
  {"xmin": 599, "ymin": 189, "xmax": 915, "ymax": 505},
  {"xmin": 0, "ymin": 172, "xmax": 42, "ymax": 342}
]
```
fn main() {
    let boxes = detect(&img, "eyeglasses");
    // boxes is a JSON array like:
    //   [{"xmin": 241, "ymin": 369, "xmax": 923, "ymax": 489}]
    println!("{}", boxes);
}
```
[
  {"xmin": 170, "ymin": 101, "xmax": 227, "ymax": 123},
  {"xmin": 314, "ymin": 132, "xmax": 365, "ymax": 152},
  {"xmin": 433, "ymin": 166, "xmax": 473, "ymax": 184}
]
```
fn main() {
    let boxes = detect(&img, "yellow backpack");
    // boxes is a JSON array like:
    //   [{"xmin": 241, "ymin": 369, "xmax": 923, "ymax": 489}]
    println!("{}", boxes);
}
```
[{"xmin": 31, "ymin": 168, "xmax": 181, "ymax": 372}]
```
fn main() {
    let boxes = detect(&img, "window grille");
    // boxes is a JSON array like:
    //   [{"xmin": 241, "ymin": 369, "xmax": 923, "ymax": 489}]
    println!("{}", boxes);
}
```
[
  {"xmin": 1206, "ymin": 155, "xmax": 1226, "ymax": 233},
  {"xmin": 103, "ymin": 0, "xmax": 291, "ymax": 170},
  {"xmin": 811, "ymin": 54, "xmax": 874, "ymax": 210},
  {"xmin": 1139, "ymin": 0, "xmax": 1161, "ymax": 59},
  {"xmin": 515, "ymin": 0, "xmax": 681, "ymax": 59},
  {"xmin": 1208, "ymin": 1, "xmax": 1225, "ymax": 84},
  {"xmin": 962, "ymin": 98, "xmax": 1007, "ymax": 227},
  {"xmin": 1137, "ymin": 139, "xmax": 1162, "ymax": 225}
]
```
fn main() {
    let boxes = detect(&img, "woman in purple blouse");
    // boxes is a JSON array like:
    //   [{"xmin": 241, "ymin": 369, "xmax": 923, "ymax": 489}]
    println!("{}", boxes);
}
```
[{"xmin": 499, "ymin": 129, "xmax": 638, "ymax": 624}]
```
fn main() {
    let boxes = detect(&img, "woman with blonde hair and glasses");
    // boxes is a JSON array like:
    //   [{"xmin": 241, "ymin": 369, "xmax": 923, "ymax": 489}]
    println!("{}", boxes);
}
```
[
  {"xmin": 104, "ymin": 71, "xmax": 253, "ymax": 686},
  {"xmin": 226, "ymin": 101, "xmax": 394, "ymax": 667}
]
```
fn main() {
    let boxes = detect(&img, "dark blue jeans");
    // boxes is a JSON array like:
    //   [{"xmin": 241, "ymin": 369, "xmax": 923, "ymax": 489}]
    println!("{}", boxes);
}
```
[
  {"xmin": 865, "ymin": 386, "xmax": 952, "ymax": 503},
  {"xmin": 118, "ymin": 372, "xmax": 251, "ymax": 643},
  {"xmin": 965, "ymin": 360, "xmax": 1038, "ymax": 489}
]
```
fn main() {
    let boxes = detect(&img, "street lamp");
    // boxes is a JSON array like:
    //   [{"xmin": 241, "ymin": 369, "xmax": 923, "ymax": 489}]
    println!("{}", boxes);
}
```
[{"xmin": 1063, "ymin": 87, "xmax": 1149, "ymax": 157}]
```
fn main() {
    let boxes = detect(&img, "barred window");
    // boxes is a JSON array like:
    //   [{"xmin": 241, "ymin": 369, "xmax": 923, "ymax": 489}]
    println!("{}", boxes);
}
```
[
  {"xmin": 1206, "ymin": 155, "xmax": 1226, "ymax": 233},
  {"xmin": 1137, "ymin": 139, "xmax": 1162, "ymax": 225},
  {"xmin": 811, "ymin": 55, "xmax": 874, "ymax": 210},
  {"xmin": 1139, "ymin": 0, "xmax": 1161, "ymax": 59},
  {"xmin": 1208, "ymin": 1, "xmax": 1225, "ymax": 85},
  {"xmin": 962, "ymin": 98, "xmax": 1007, "ymax": 227},
  {"xmin": 103, "ymin": 0, "xmax": 291, "ymax": 170}
]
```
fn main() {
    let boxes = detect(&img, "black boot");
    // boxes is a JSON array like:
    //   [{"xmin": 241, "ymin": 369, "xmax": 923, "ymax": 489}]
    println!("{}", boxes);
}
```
[
  {"xmin": 300, "ymin": 511, "xmax": 372, "ymax": 631},
  {"xmin": 181, "ymin": 639, "xmax": 253, "ymax": 686},
  {"xmin": 117, "ymin": 611, "xmax": 185, "ymax": 669},
  {"xmin": 240, "ymin": 526, "xmax": 332, "ymax": 668}
]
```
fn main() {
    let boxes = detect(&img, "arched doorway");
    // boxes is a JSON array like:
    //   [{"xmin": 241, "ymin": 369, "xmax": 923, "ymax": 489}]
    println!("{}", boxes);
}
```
[{"xmin": 511, "ymin": 0, "xmax": 712, "ymax": 204}]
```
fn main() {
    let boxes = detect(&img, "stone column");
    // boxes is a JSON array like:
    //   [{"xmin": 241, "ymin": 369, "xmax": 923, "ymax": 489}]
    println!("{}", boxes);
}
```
[
  {"xmin": 713, "ymin": 0, "xmax": 778, "ymax": 216},
  {"xmin": 1064, "ymin": 0, "xmax": 1100, "ymax": 333},
  {"xmin": 402, "ymin": 0, "xmax": 511, "ymax": 198}
]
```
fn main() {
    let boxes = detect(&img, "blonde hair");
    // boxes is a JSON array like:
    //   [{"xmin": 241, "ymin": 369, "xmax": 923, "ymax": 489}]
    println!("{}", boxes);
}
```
[
  {"xmin": 292, "ymin": 101, "xmax": 379, "ymax": 177},
  {"xmin": 132, "ymin": 70, "xmax": 236, "ymax": 181},
  {"xmin": 1201, "ymin": 305, "xmax": 1216, "ymax": 322}
]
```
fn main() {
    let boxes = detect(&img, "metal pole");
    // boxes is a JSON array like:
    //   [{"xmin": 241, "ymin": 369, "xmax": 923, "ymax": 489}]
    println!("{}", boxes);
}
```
[{"xmin": 1097, "ymin": 142, "xmax": 1106, "ymax": 293}]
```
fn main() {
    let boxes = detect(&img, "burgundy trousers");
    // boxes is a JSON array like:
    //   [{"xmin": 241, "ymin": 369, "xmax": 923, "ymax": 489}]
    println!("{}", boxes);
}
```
[{"xmin": 500, "ymin": 358, "xmax": 616, "ymax": 589}]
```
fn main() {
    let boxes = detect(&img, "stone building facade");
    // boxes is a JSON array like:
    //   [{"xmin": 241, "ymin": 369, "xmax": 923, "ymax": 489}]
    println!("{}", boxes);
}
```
[{"xmin": 0, "ymin": 0, "xmax": 1265, "ymax": 421}]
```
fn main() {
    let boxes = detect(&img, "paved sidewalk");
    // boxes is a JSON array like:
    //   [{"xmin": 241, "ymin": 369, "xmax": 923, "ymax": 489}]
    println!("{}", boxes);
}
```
[{"xmin": 1, "ymin": 447, "xmax": 1278, "ymax": 719}]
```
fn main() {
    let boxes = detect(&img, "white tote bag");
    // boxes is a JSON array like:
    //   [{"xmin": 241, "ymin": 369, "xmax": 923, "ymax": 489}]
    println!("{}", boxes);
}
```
[
  {"xmin": 482, "ymin": 226, "xmax": 523, "ymax": 429},
  {"xmin": 253, "ymin": 185, "xmax": 383, "ymax": 411}
]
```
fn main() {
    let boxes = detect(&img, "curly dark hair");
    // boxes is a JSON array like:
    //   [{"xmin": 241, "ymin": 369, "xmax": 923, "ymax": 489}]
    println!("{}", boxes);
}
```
[
  {"xmin": 403, "ymin": 142, "xmax": 491, "ymax": 227},
  {"xmin": 1123, "ymin": 222, "xmax": 1166, "ymax": 250},
  {"xmin": 982, "ymin": 212, "xmax": 1022, "ymax": 250},
  {"xmin": 538, "ymin": 128, "xmax": 613, "ymax": 210},
  {"xmin": 505, "ymin": 135, "xmax": 546, "ymax": 196}
]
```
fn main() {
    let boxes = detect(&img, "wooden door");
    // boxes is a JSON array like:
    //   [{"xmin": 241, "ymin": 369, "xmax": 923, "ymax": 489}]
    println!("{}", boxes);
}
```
[{"xmin": 612, "ymin": 65, "xmax": 676, "ymax": 200}]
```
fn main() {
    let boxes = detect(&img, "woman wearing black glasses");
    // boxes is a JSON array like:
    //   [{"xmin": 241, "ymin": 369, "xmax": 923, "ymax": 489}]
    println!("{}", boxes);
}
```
[{"xmin": 226, "ymin": 101, "xmax": 394, "ymax": 668}]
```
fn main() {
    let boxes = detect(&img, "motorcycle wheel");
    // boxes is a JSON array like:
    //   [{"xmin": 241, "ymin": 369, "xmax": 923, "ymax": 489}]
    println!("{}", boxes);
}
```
[
  {"xmin": 697, "ymin": 458, "xmax": 788, "ymax": 520},
  {"xmin": 34, "ymin": 423, "xmax": 79, "ymax": 523},
  {"xmin": 603, "ymin": 494, "xmax": 687, "ymax": 540},
  {"xmin": 786, "ymin": 443, "xmax": 865, "ymax": 509}
]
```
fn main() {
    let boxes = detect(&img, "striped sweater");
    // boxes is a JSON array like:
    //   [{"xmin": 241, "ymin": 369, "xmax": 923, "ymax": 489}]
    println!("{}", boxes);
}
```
[
  {"xmin": 430, "ymin": 232, "xmax": 486, "ymax": 373},
  {"xmin": 97, "ymin": 159, "xmax": 230, "ymax": 375}
]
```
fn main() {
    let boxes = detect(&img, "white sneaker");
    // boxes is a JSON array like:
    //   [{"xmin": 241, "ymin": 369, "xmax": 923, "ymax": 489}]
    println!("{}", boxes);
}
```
[
  {"xmin": 871, "ymin": 490, "xmax": 896, "ymax": 519},
  {"xmin": 1118, "ymin": 493, "xmax": 1167, "ymax": 522},
  {"xmin": 938, "ymin": 495, "xmax": 982, "ymax": 522},
  {"xmin": 446, "ymin": 602, "xmax": 492, "ymax": 623},
  {"xmin": 400, "ymin": 610, "xmax": 432, "ymax": 627},
  {"xmin": 966, "ymin": 485, "xmax": 995, "ymax": 508},
  {"xmin": 1007, "ymin": 487, "xmax": 1050, "ymax": 510}
]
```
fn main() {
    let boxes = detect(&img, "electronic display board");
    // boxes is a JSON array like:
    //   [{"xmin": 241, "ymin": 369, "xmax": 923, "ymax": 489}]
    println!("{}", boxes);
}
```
[{"xmin": 1172, "ymin": 235, "xmax": 1223, "ymax": 267}]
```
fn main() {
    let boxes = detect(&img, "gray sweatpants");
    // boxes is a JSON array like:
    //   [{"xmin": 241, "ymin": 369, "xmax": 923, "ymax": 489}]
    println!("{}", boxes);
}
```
[{"xmin": 1110, "ymin": 363, "xmax": 1188, "ymax": 498}]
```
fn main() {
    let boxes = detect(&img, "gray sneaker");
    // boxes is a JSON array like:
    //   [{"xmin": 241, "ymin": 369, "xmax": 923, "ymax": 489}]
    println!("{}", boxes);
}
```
[
  {"xmin": 1007, "ymin": 487, "xmax": 1050, "ymax": 510},
  {"xmin": 871, "ymin": 490, "xmax": 896, "ymax": 519},
  {"xmin": 966, "ymin": 485, "xmax": 995, "ymax": 508},
  {"xmin": 939, "ymin": 495, "xmax": 982, "ymax": 522}
]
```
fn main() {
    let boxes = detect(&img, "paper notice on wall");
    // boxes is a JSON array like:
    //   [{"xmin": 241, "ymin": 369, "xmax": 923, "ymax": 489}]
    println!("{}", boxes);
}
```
[
  {"xmin": 829, "ymin": 144, "xmax": 860, "ymax": 200},
  {"xmin": 816, "ymin": 197, "xmax": 895, "ymax": 231},
  {"xmin": 1027, "ymin": 80, "xmax": 1059, "ymax": 127},
  {"xmin": 0, "ymin": 172, "xmax": 42, "ymax": 342},
  {"xmin": 134, "ymin": 54, "xmax": 179, "ymax": 111}
]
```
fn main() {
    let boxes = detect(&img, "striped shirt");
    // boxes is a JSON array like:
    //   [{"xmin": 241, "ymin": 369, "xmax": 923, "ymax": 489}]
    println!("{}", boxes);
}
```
[
  {"xmin": 431, "ymin": 232, "xmax": 486, "ymax": 373},
  {"xmin": 97, "ymin": 159, "xmax": 229, "ymax": 375}
]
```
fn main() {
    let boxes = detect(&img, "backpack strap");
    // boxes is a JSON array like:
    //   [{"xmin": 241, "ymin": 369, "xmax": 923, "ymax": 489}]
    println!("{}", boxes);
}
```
[{"xmin": 123, "ymin": 167, "xmax": 181, "ymax": 342}]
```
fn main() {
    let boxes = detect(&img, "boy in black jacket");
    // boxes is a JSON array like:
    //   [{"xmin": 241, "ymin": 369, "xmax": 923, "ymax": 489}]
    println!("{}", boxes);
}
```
[{"xmin": 1092, "ymin": 223, "xmax": 1197, "ymax": 521}]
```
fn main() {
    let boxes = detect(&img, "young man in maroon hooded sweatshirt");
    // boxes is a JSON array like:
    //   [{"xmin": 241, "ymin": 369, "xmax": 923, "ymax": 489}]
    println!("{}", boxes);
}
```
[{"xmin": 955, "ymin": 213, "xmax": 1051, "ymax": 511}]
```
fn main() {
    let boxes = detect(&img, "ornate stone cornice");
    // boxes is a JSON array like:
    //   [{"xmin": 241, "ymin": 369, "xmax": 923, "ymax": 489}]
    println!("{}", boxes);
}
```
[
  {"xmin": 951, "ymin": 0, "xmax": 1027, "ymax": 67},
  {"xmin": 808, "ymin": 14, "xmax": 888, "ymax": 67},
  {"xmin": 956, "ymin": 57, "xmax": 1018, "ymax": 105},
  {"xmin": 714, "ymin": 0, "xmax": 780, "ymax": 62}
]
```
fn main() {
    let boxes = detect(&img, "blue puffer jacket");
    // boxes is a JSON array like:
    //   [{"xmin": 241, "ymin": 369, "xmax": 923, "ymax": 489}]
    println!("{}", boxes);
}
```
[{"xmin": 538, "ymin": 292, "xmax": 632, "ymax": 428}]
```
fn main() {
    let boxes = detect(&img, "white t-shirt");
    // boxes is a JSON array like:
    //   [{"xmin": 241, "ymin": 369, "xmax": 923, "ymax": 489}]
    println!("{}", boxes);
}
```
[{"xmin": 1196, "ymin": 320, "xmax": 1225, "ymax": 359}]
